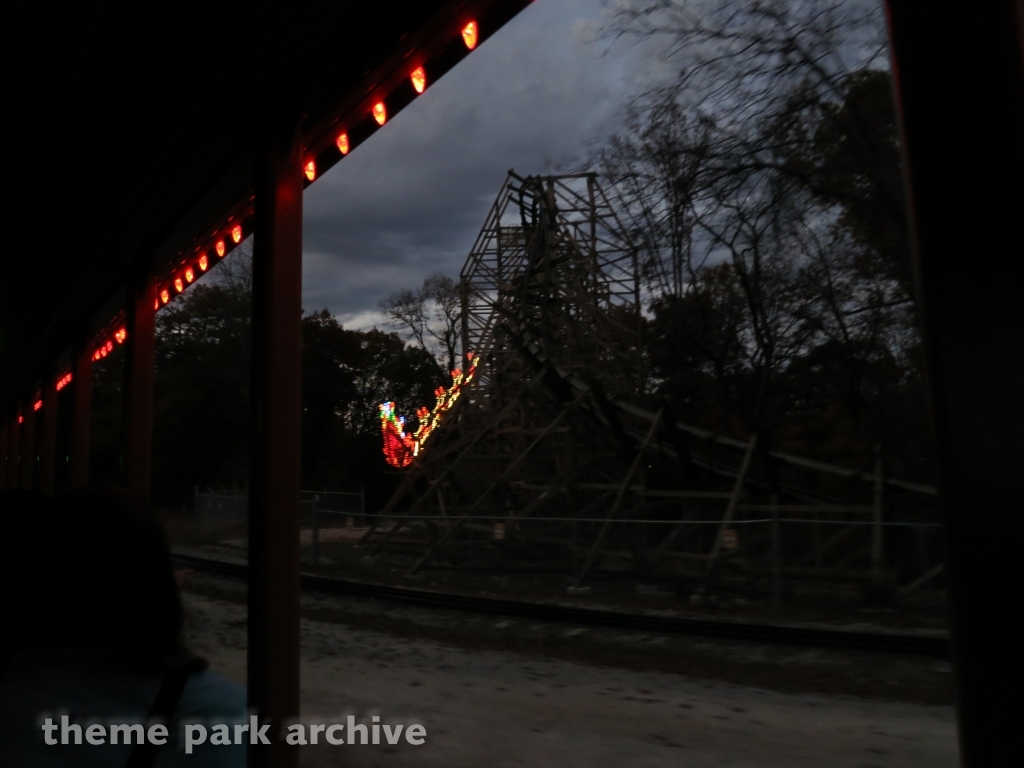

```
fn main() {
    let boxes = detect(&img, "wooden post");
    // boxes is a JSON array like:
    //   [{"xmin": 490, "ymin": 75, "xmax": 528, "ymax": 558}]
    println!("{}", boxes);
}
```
[
  {"xmin": 122, "ymin": 279, "xmax": 157, "ymax": 498},
  {"xmin": 884, "ymin": 3, "xmax": 1024, "ymax": 764},
  {"xmin": 38, "ymin": 372, "xmax": 59, "ymax": 496},
  {"xmin": 68, "ymin": 341, "xmax": 93, "ymax": 489},
  {"xmin": 248, "ymin": 110, "xmax": 303, "ymax": 768},
  {"xmin": 706, "ymin": 435, "xmax": 757, "ymax": 569}
]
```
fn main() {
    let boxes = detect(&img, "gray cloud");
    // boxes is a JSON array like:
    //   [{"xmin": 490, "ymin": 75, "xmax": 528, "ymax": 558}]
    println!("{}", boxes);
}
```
[{"xmin": 300, "ymin": 0, "xmax": 652, "ymax": 328}]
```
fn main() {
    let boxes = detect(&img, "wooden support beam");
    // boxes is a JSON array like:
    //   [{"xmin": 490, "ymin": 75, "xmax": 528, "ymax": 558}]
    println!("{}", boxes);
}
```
[
  {"xmin": 573, "ymin": 410, "xmax": 662, "ymax": 587},
  {"xmin": 899, "ymin": 562, "xmax": 944, "ymax": 596},
  {"xmin": 410, "ymin": 386, "xmax": 591, "ymax": 573},
  {"xmin": 706, "ymin": 435, "xmax": 757, "ymax": 571},
  {"xmin": 248, "ymin": 111, "xmax": 303, "ymax": 768}
]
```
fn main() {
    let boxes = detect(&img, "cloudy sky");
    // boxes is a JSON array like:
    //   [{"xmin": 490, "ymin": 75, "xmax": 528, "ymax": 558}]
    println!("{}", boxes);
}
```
[{"xmin": 300, "ymin": 0, "xmax": 667, "ymax": 330}]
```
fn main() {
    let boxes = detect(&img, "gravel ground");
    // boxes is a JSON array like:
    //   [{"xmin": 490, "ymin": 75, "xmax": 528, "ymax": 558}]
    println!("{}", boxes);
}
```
[{"xmin": 180, "ymin": 571, "xmax": 958, "ymax": 768}]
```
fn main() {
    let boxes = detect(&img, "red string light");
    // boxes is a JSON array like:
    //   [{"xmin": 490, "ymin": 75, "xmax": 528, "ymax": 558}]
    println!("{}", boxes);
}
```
[
  {"xmin": 33, "ymin": 399, "xmax": 43, "ymax": 411},
  {"xmin": 462, "ymin": 21, "xmax": 478, "ymax": 50},
  {"xmin": 199, "ymin": 254, "xmax": 209, "ymax": 271},
  {"xmin": 336, "ymin": 133, "xmax": 350, "ymax": 155},
  {"xmin": 185, "ymin": 267, "xmax": 194, "ymax": 283},
  {"xmin": 231, "ymin": 224, "xmax": 243, "ymax": 243},
  {"xmin": 115, "ymin": 327, "xmax": 127, "ymax": 344},
  {"xmin": 174, "ymin": 277, "xmax": 184, "ymax": 293},
  {"xmin": 304, "ymin": 160, "xmax": 316, "ymax": 181},
  {"xmin": 373, "ymin": 101, "xmax": 387, "ymax": 126},
  {"xmin": 56, "ymin": 372, "xmax": 73, "ymax": 391},
  {"xmin": 411, "ymin": 66, "xmax": 426, "ymax": 93},
  {"xmin": 216, "ymin": 240, "xmax": 226, "ymax": 257}
]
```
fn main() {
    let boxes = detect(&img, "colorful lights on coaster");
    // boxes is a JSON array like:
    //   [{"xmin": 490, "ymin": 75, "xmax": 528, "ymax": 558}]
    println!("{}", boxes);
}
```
[{"xmin": 379, "ymin": 352, "xmax": 480, "ymax": 468}]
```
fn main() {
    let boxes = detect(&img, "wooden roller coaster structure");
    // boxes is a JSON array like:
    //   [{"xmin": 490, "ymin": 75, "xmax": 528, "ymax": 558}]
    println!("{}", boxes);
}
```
[{"xmin": 361, "ymin": 171, "xmax": 941, "ymax": 601}]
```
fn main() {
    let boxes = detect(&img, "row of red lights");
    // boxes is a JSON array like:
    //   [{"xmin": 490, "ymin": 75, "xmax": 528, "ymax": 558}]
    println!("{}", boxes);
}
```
[
  {"xmin": 155, "ymin": 222, "xmax": 244, "ymax": 311},
  {"xmin": 100, "ymin": 19, "xmax": 484, "ymax": 347},
  {"xmin": 92, "ymin": 325, "xmax": 127, "ymax": 361},
  {"xmin": 6, "ymin": 14, "xmax": 499, "ymax": 428},
  {"xmin": 302, "ymin": 21, "xmax": 480, "ymax": 184}
]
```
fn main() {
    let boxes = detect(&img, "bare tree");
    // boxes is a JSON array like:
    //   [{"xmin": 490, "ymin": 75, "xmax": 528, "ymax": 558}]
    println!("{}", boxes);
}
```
[
  {"xmin": 379, "ymin": 272, "xmax": 463, "ymax": 376},
  {"xmin": 596, "ymin": 0, "xmax": 919, "ymax": 448}
]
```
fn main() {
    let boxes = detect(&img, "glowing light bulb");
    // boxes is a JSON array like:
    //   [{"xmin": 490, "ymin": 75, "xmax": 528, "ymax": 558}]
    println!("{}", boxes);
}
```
[
  {"xmin": 154, "ymin": 299, "xmax": 159, "ymax": 310},
  {"xmin": 232, "ymin": 224, "xmax": 243, "ymax": 243},
  {"xmin": 199, "ymin": 254, "xmax": 209, "ymax": 271},
  {"xmin": 185, "ymin": 267, "xmax": 194, "ymax": 283},
  {"xmin": 373, "ymin": 101, "xmax": 387, "ymax": 125},
  {"xmin": 216, "ymin": 240, "xmax": 226, "ymax": 257},
  {"xmin": 462, "ymin": 21, "xmax": 478, "ymax": 50},
  {"xmin": 18, "ymin": 415, "xmax": 23, "ymax": 424},
  {"xmin": 411, "ymin": 66, "xmax": 426, "ymax": 93},
  {"xmin": 33, "ymin": 400, "xmax": 42, "ymax": 411},
  {"xmin": 106, "ymin": 341, "xmax": 114, "ymax": 353},
  {"xmin": 336, "ymin": 132, "xmax": 350, "ymax": 155},
  {"xmin": 174, "ymin": 277, "xmax": 184, "ymax": 293},
  {"xmin": 304, "ymin": 160, "xmax": 316, "ymax": 181},
  {"xmin": 160, "ymin": 289, "xmax": 170, "ymax": 304},
  {"xmin": 115, "ymin": 327, "xmax": 126, "ymax": 343}
]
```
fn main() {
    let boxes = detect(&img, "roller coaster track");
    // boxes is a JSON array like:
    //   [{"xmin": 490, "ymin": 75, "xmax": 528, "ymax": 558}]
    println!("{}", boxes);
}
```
[{"xmin": 172, "ymin": 551, "xmax": 949, "ymax": 657}]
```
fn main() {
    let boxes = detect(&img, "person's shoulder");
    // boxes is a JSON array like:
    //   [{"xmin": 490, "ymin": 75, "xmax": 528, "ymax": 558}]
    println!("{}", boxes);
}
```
[{"xmin": 176, "ymin": 669, "xmax": 246, "ymax": 722}]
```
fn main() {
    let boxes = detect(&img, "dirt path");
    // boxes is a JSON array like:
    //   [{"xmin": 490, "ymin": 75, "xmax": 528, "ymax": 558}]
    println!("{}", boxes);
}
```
[{"xmin": 182, "ymin": 581, "xmax": 958, "ymax": 767}]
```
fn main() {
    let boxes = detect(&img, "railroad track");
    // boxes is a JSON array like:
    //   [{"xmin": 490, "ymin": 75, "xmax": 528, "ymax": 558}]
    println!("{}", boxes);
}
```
[{"xmin": 172, "ymin": 552, "xmax": 949, "ymax": 658}]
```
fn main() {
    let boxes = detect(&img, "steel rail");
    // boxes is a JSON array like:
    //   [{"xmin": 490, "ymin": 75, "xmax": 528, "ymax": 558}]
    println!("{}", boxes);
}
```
[{"xmin": 172, "ymin": 552, "xmax": 949, "ymax": 658}]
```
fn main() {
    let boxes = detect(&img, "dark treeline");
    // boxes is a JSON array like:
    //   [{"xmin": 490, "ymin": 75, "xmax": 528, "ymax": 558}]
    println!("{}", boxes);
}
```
[
  {"xmin": 90, "ymin": 247, "xmax": 439, "ymax": 508},
  {"xmin": 597, "ymin": 0, "xmax": 931, "ymax": 481}
]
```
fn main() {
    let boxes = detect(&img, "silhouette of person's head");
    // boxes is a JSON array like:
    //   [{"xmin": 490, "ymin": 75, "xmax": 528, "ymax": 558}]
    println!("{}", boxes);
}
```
[{"xmin": 5, "ymin": 487, "xmax": 197, "ymax": 672}]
